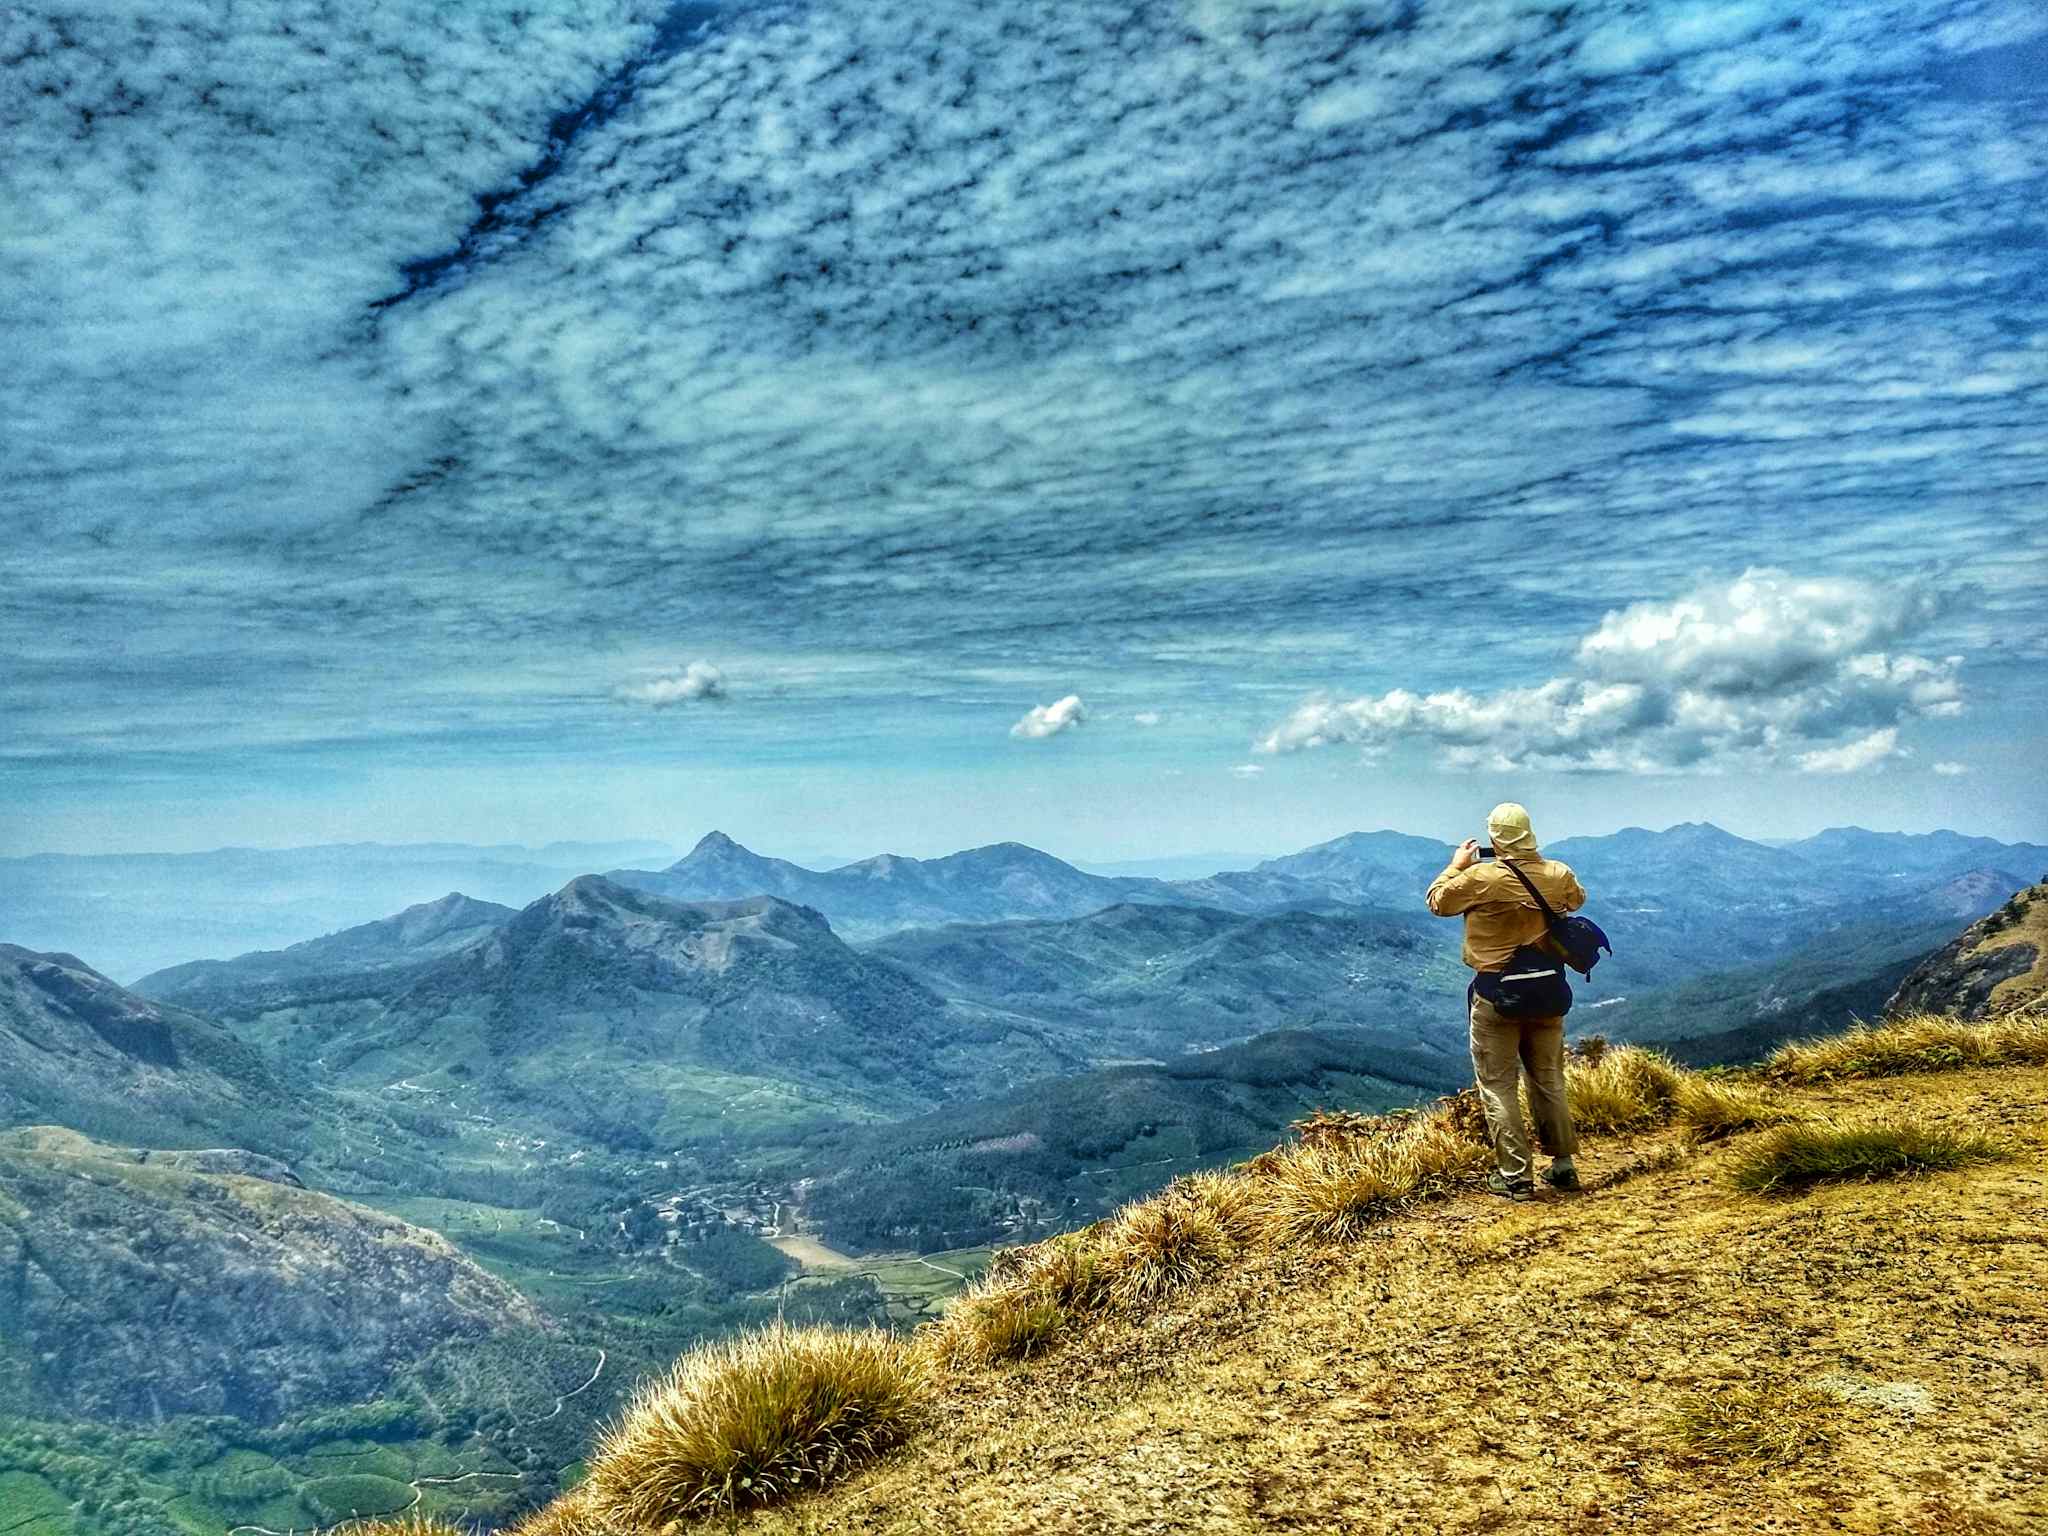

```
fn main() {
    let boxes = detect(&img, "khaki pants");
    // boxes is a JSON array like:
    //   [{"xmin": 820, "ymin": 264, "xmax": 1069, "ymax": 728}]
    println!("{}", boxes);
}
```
[{"xmin": 1468, "ymin": 990, "xmax": 1578, "ymax": 1183}]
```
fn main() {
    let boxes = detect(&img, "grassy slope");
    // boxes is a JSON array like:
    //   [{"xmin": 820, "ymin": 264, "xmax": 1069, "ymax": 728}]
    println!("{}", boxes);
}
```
[{"xmin": 729, "ymin": 1063, "xmax": 2048, "ymax": 1536}]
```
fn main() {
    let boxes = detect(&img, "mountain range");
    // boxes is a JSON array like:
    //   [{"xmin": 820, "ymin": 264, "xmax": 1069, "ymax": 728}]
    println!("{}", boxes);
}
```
[
  {"xmin": 108, "ymin": 822, "xmax": 2043, "ymax": 1153},
  {"xmin": 134, "ymin": 877, "xmax": 1092, "ymax": 1153},
  {"xmin": 0, "ymin": 839, "xmax": 675, "ymax": 982},
  {"xmin": 13, "ymin": 823, "xmax": 2039, "ymax": 988},
  {"xmin": 606, "ymin": 832, "xmax": 1334, "ymax": 940}
]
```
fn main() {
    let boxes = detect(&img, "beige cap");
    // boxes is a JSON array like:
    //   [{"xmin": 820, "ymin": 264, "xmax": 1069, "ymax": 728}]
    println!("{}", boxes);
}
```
[{"xmin": 1487, "ymin": 802, "xmax": 1539, "ymax": 858}]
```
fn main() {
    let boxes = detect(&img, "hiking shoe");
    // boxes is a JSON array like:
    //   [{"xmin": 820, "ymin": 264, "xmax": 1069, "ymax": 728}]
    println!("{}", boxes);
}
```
[
  {"xmin": 1486, "ymin": 1171, "xmax": 1536, "ymax": 1200},
  {"xmin": 1543, "ymin": 1162, "xmax": 1581, "ymax": 1192}
]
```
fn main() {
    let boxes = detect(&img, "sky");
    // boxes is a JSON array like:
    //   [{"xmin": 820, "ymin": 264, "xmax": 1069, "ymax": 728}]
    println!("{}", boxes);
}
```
[{"xmin": 4, "ymin": 0, "xmax": 2046, "ymax": 861}]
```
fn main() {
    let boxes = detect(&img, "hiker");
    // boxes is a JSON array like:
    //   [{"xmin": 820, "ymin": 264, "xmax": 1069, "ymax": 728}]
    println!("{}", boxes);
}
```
[{"xmin": 1425, "ymin": 802, "xmax": 1586, "ymax": 1199}]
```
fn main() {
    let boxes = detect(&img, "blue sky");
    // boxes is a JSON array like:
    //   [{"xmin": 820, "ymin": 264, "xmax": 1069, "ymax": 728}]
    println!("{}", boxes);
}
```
[{"xmin": 4, "ymin": 0, "xmax": 2045, "ymax": 859}]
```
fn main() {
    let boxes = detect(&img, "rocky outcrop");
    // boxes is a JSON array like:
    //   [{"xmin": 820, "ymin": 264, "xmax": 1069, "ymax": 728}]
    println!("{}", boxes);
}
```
[
  {"xmin": 129, "ymin": 1146, "xmax": 305, "ymax": 1187},
  {"xmin": 1886, "ymin": 881, "xmax": 2048, "ymax": 1019},
  {"xmin": 0, "ymin": 1128, "xmax": 544, "ymax": 1423},
  {"xmin": 0, "ymin": 944, "xmax": 303, "ymax": 1151}
]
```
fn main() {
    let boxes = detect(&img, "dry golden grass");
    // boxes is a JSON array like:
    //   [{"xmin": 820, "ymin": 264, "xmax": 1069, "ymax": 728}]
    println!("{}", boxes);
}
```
[
  {"xmin": 1671, "ymin": 1074, "xmax": 1803, "ymax": 1141},
  {"xmin": 1172, "ymin": 1166, "xmax": 1262, "ymax": 1246},
  {"xmin": 1726, "ymin": 1115, "xmax": 2010, "ymax": 1194},
  {"xmin": 930, "ymin": 1173, "xmax": 1260, "ymax": 1369},
  {"xmin": 1249, "ymin": 1102, "xmax": 1489, "ymax": 1244},
  {"xmin": 722, "ymin": 1063, "xmax": 2048, "ymax": 1536},
  {"xmin": 1007, "ymin": 1228, "xmax": 1112, "ymax": 1311},
  {"xmin": 583, "ymin": 1322, "xmax": 927, "ymax": 1523},
  {"xmin": 503, "ymin": 1484, "xmax": 631, "ymax": 1536},
  {"xmin": 1097, "ymin": 1193, "xmax": 1233, "ymax": 1307},
  {"xmin": 1763, "ymin": 1012, "xmax": 2048, "ymax": 1083},
  {"xmin": 502, "ymin": 1487, "xmax": 621, "ymax": 1536},
  {"xmin": 512, "ymin": 1040, "xmax": 2048, "ymax": 1535},
  {"xmin": 332, "ymin": 1520, "xmax": 469, "ymax": 1536},
  {"xmin": 1666, "ymin": 1382, "xmax": 1840, "ymax": 1467},
  {"xmin": 1561, "ymin": 1042, "xmax": 1686, "ymax": 1131}
]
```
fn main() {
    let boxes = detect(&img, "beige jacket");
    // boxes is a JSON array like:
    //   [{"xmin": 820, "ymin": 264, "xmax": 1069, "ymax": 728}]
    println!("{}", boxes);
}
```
[{"xmin": 1425, "ymin": 857, "xmax": 1586, "ymax": 972}]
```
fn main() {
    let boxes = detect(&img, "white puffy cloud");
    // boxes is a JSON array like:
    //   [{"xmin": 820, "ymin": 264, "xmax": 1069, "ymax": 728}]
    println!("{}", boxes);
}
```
[
  {"xmin": 1795, "ymin": 727, "xmax": 1903, "ymax": 774},
  {"xmin": 1575, "ymin": 569, "xmax": 1944, "ymax": 694},
  {"xmin": 1228, "ymin": 763, "xmax": 1264, "ymax": 779},
  {"xmin": 1010, "ymin": 694, "xmax": 1086, "ymax": 740},
  {"xmin": 615, "ymin": 661, "xmax": 726, "ymax": 707},
  {"xmin": 1932, "ymin": 760, "xmax": 1970, "ymax": 777},
  {"xmin": 1132, "ymin": 711, "xmax": 1165, "ymax": 728},
  {"xmin": 1258, "ymin": 571, "xmax": 1964, "ymax": 774}
]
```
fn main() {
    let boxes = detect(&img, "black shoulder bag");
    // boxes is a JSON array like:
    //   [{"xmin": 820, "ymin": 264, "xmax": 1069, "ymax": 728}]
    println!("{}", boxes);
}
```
[{"xmin": 1472, "ymin": 861, "xmax": 1612, "ymax": 1019}]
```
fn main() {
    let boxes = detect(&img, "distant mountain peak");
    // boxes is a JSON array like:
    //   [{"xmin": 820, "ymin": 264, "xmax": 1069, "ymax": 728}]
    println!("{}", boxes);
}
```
[
  {"xmin": 1665, "ymin": 821, "xmax": 1743, "ymax": 842},
  {"xmin": 671, "ymin": 831, "xmax": 795, "ymax": 874}
]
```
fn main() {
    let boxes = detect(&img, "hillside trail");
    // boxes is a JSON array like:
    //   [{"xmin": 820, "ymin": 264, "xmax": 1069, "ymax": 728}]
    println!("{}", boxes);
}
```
[{"xmin": 737, "ymin": 1063, "xmax": 2048, "ymax": 1536}]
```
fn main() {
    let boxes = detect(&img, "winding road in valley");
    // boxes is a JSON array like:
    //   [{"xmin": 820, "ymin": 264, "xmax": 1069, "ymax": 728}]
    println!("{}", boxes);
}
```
[{"xmin": 226, "ymin": 1348, "xmax": 607, "ymax": 1535}]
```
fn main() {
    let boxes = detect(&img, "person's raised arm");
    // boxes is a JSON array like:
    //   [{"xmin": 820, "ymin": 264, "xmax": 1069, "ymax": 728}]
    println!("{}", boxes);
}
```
[{"xmin": 1426, "ymin": 839, "xmax": 1483, "ymax": 916}]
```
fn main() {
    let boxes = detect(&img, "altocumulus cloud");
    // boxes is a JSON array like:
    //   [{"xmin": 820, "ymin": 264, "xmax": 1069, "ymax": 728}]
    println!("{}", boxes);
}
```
[
  {"xmin": 1258, "ymin": 571, "xmax": 1963, "ymax": 774},
  {"xmin": 1011, "ymin": 695, "xmax": 1086, "ymax": 741},
  {"xmin": 615, "ymin": 661, "xmax": 727, "ymax": 707},
  {"xmin": 3, "ymin": 0, "xmax": 2045, "ymax": 782}
]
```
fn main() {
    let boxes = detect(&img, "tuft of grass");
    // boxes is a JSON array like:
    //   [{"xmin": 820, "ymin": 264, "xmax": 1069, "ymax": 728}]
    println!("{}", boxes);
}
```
[
  {"xmin": 1666, "ymin": 1382, "xmax": 1838, "ymax": 1467},
  {"xmin": 1173, "ymin": 1167, "xmax": 1262, "ymax": 1246},
  {"xmin": 1764, "ymin": 1012, "xmax": 2048, "ymax": 1083},
  {"xmin": 926, "ymin": 1289, "xmax": 1066, "ymax": 1371},
  {"xmin": 1097, "ymin": 1191, "xmax": 1232, "ymax": 1307},
  {"xmin": 333, "ymin": 1521, "xmax": 471, "ymax": 1536},
  {"xmin": 1563, "ymin": 1044, "xmax": 1686, "ymax": 1133},
  {"xmin": 1671, "ymin": 1075, "xmax": 1802, "ymax": 1142},
  {"xmin": 584, "ymin": 1322, "xmax": 928, "ymax": 1523},
  {"xmin": 505, "ymin": 1486, "xmax": 624, "ymax": 1536},
  {"xmin": 1725, "ymin": 1115, "xmax": 2010, "ymax": 1194},
  {"xmin": 1010, "ymin": 1228, "xmax": 1113, "ymax": 1312},
  {"xmin": 930, "ymin": 1172, "xmax": 1262, "ymax": 1368},
  {"xmin": 1251, "ymin": 1103, "xmax": 1489, "ymax": 1245}
]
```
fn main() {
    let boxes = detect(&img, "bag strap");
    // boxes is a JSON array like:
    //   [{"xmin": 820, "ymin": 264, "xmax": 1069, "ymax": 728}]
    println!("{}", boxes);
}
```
[{"xmin": 1499, "ymin": 857, "xmax": 1561, "ymax": 926}]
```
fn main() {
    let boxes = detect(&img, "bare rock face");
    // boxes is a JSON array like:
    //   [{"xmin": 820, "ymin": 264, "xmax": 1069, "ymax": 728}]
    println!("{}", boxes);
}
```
[
  {"xmin": 1886, "ymin": 881, "xmax": 2048, "ymax": 1020},
  {"xmin": 0, "ymin": 1129, "xmax": 544, "ymax": 1423},
  {"xmin": 129, "ymin": 1146, "xmax": 306, "ymax": 1187},
  {"xmin": 0, "ymin": 943, "xmax": 298, "ymax": 1150}
]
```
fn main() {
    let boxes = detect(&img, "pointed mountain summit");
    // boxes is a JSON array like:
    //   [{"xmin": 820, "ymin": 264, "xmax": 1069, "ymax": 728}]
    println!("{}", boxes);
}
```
[
  {"xmin": 613, "ymin": 833, "xmax": 1330, "ymax": 940},
  {"xmin": 294, "ymin": 876, "xmax": 1076, "ymax": 1139},
  {"xmin": 604, "ymin": 830, "xmax": 824, "ymax": 908}
]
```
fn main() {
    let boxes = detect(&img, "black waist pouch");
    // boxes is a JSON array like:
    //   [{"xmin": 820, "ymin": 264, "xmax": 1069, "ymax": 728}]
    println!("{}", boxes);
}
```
[{"xmin": 1473, "ymin": 944, "xmax": 1574, "ymax": 1019}]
